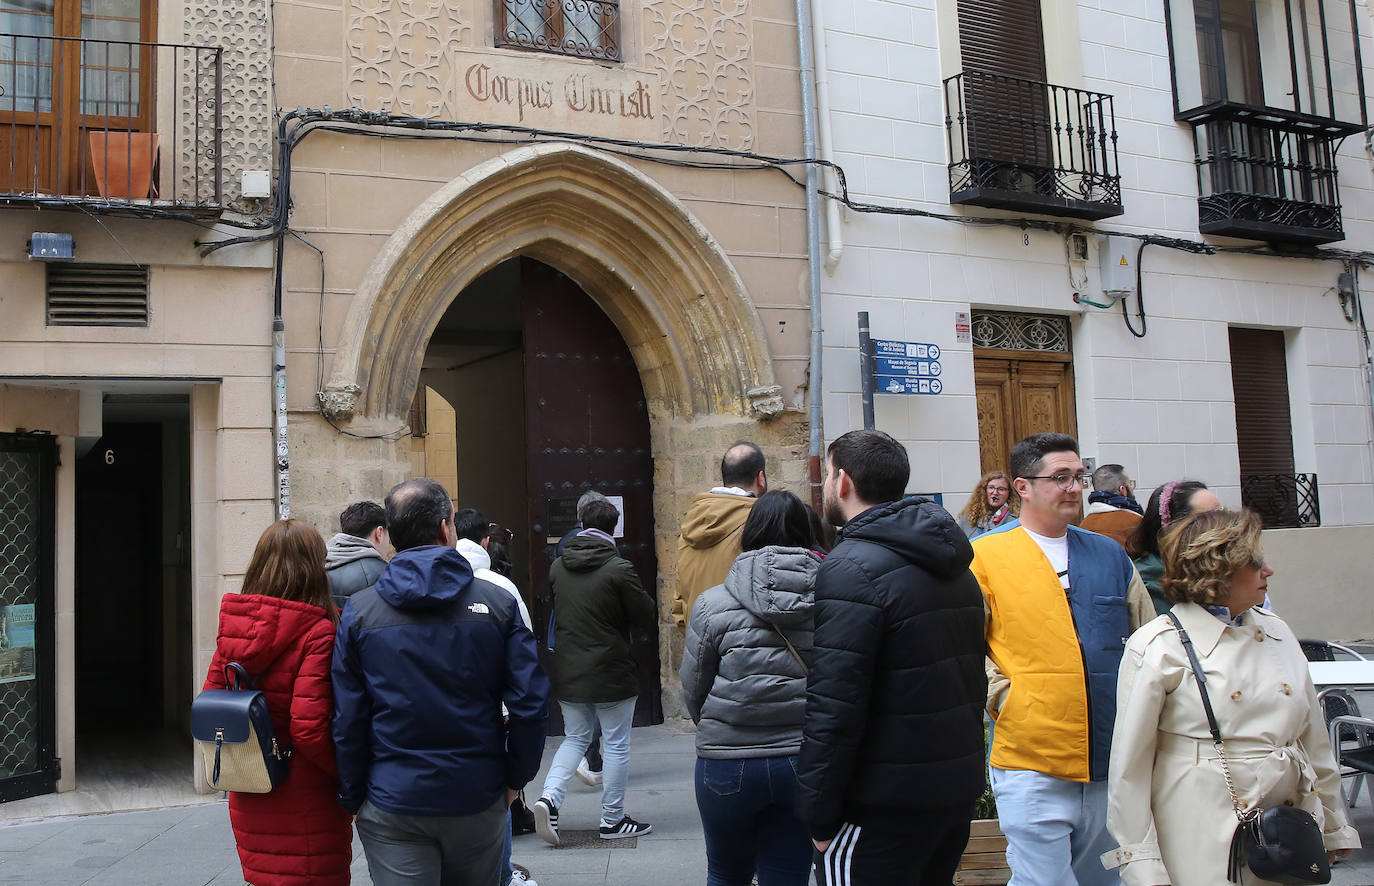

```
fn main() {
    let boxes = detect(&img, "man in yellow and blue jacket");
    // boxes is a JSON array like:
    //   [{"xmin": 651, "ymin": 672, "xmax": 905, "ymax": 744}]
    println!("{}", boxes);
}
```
[{"xmin": 972, "ymin": 433, "xmax": 1152, "ymax": 886}]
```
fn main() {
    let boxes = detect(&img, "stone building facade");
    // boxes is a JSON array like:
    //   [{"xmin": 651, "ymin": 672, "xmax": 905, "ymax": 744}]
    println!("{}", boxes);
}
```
[
  {"xmin": 0, "ymin": 0, "xmax": 810, "ymax": 802},
  {"xmin": 814, "ymin": 0, "xmax": 1374, "ymax": 639}
]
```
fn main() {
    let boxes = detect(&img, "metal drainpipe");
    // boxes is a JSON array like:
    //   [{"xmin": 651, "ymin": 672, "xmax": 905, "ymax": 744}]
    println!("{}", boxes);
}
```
[
  {"xmin": 796, "ymin": 0, "xmax": 825, "ymax": 510},
  {"xmin": 809, "ymin": 0, "xmax": 843, "ymax": 271}
]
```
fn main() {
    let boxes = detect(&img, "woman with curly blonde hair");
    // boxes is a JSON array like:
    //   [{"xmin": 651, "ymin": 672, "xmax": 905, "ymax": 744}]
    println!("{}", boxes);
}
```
[
  {"xmin": 957, "ymin": 470, "xmax": 1019, "ymax": 539},
  {"xmin": 1103, "ymin": 509, "xmax": 1358, "ymax": 885}
]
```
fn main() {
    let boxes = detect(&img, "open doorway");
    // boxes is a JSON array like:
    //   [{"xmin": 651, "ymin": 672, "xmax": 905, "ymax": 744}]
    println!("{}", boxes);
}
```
[
  {"xmin": 420, "ymin": 257, "xmax": 662, "ymax": 728},
  {"xmin": 74, "ymin": 393, "xmax": 192, "ymax": 794}
]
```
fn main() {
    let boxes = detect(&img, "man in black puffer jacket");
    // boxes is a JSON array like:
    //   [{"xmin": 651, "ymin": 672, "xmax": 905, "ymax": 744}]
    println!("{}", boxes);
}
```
[{"xmin": 796, "ymin": 429, "xmax": 987, "ymax": 885}]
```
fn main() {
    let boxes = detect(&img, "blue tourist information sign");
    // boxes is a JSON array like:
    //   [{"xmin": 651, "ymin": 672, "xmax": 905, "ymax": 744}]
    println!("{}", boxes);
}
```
[{"xmin": 872, "ymin": 339, "xmax": 942, "ymax": 395}]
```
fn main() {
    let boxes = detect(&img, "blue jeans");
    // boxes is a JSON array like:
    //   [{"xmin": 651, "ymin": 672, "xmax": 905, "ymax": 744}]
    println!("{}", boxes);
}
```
[
  {"xmin": 540, "ymin": 697, "xmax": 637, "ymax": 826},
  {"xmin": 500, "ymin": 810, "xmax": 511, "ymax": 886},
  {"xmin": 694, "ymin": 756, "xmax": 812, "ymax": 886},
  {"xmin": 990, "ymin": 767, "xmax": 1119, "ymax": 886}
]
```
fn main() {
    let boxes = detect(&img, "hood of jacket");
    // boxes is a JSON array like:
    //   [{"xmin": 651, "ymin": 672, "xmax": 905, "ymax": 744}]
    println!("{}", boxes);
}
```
[
  {"xmin": 722, "ymin": 546, "xmax": 819, "ymax": 629},
  {"xmin": 374, "ymin": 545, "xmax": 474, "ymax": 610},
  {"xmin": 213, "ymin": 593, "xmax": 331, "ymax": 676},
  {"xmin": 680, "ymin": 492, "xmax": 755, "ymax": 550},
  {"xmin": 325, "ymin": 533, "xmax": 385, "ymax": 568},
  {"xmin": 558, "ymin": 534, "xmax": 619, "ymax": 572},
  {"xmin": 455, "ymin": 537, "xmax": 492, "ymax": 573},
  {"xmin": 838, "ymin": 497, "xmax": 973, "ymax": 579}
]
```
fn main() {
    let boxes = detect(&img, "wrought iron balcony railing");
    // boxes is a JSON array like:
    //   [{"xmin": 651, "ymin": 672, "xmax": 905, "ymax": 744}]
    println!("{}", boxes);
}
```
[
  {"xmin": 495, "ymin": 0, "xmax": 620, "ymax": 62},
  {"xmin": 943, "ymin": 70, "xmax": 1122, "ymax": 220},
  {"xmin": 0, "ymin": 34, "xmax": 222, "ymax": 210},
  {"xmin": 1240, "ymin": 472, "xmax": 1320, "ymax": 529},
  {"xmin": 1193, "ymin": 111, "xmax": 1344, "ymax": 245}
]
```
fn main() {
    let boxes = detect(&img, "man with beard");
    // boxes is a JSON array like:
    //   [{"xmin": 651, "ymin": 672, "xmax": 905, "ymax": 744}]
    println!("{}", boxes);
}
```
[{"xmin": 796, "ymin": 429, "xmax": 987, "ymax": 884}]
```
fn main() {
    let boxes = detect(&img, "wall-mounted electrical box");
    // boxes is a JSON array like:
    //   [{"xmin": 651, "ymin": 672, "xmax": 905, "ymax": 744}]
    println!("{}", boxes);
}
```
[
  {"xmin": 241, "ymin": 170, "xmax": 272, "ymax": 199},
  {"xmin": 1099, "ymin": 235, "xmax": 1136, "ymax": 297}
]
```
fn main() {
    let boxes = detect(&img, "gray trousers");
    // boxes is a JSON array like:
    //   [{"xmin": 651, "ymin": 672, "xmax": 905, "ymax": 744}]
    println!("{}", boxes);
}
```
[{"xmin": 356, "ymin": 796, "xmax": 508, "ymax": 886}]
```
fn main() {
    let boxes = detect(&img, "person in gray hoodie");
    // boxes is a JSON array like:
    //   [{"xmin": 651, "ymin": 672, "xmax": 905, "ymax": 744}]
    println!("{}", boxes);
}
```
[
  {"xmin": 325, "ymin": 500, "xmax": 389, "ymax": 609},
  {"xmin": 680, "ymin": 490, "xmax": 821, "ymax": 886}
]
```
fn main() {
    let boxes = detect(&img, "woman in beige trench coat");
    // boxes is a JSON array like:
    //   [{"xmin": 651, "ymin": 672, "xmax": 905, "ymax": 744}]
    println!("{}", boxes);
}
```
[{"xmin": 1101, "ymin": 508, "xmax": 1359, "ymax": 886}]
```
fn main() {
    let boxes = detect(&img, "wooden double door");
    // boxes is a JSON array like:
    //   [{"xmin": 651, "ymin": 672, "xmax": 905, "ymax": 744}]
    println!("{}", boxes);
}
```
[{"xmin": 975, "ymin": 351, "xmax": 1077, "ymax": 476}]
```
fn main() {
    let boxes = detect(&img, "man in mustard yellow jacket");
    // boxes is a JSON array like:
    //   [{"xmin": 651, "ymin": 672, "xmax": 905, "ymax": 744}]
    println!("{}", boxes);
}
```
[
  {"xmin": 971, "ymin": 433, "xmax": 1152, "ymax": 886},
  {"xmin": 672, "ymin": 442, "xmax": 766, "ymax": 629}
]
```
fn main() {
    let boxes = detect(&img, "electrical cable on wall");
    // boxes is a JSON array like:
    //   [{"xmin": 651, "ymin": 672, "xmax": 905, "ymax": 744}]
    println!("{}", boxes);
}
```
[{"xmin": 227, "ymin": 105, "xmax": 1374, "ymax": 442}]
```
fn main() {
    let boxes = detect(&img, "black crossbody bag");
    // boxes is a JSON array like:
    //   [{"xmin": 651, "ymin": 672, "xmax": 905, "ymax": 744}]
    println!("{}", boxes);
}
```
[{"xmin": 1165, "ymin": 611, "xmax": 1330, "ymax": 885}]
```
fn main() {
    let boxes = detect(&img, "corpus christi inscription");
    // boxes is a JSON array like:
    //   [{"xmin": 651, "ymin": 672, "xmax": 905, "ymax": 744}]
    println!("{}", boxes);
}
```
[{"xmin": 464, "ymin": 63, "xmax": 654, "ymax": 125}]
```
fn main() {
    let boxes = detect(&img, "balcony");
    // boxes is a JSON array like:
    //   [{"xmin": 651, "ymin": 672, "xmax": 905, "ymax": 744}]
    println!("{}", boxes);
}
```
[
  {"xmin": 943, "ymin": 70, "xmax": 1123, "ymax": 220},
  {"xmin": 0, "ymin": 34, "xmax": 223, "ymax": 212},
  {"xmin": 1241, "ymin": 472, "xmax": 1320, "ymax": 529},
  {"xmin": 1194, "ymin": 111, "xmax": 1344, "ymax": 244}
]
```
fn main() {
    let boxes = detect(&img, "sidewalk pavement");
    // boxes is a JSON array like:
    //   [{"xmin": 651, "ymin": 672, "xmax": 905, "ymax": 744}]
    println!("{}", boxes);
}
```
[{"xmin": 3, "ymin": 721, "xmax": 1374, "ymax": 885}]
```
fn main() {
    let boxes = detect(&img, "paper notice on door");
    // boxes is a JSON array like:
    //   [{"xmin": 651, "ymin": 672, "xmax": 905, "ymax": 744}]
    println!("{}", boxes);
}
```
[
  {"xmin": 607, "ymin": 496, "xmax": 626, "ymax": 538},
  {"xmin": 0, "ymin": 603, "xmax": 36, "ymax": 684}
]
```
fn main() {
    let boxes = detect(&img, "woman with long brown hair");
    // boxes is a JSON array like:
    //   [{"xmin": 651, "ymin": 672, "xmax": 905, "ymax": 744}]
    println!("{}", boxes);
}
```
[
  {"xmin": 203, "ymin": 519, "xmax": 352, "ymax": 886},
  {"xmin": 957, "ymin": 470, "xmax": 1020, "ymax": 539}
]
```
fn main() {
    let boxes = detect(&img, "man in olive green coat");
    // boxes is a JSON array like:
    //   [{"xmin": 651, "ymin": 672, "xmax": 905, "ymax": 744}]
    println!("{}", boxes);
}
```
[
  {"xmin": 534, "ymin": 498, "xmax": 657, "ymax": 845},
  {"xmin": 671, "ymin": 442, "xmax": 766, "ymax": 630}
]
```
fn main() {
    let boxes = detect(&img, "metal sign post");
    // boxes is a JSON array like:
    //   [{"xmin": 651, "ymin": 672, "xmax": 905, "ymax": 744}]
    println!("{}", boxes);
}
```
[{"xmin": 858, "ymin": 312, "xmax": 876, "ymax": 429}]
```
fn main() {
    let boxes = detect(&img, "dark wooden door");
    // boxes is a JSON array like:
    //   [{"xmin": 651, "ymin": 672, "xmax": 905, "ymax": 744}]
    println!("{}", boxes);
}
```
[
  {"xmin": 76, "ymin": 422, "xmax": 163, "ymax": 731},
  {"xmin": 521, "ymin": 259, "xmax": 661, "ymax": 728},
  {"xmin": 975, "ymin": 353, "xmax": 1077, "ymax": 476}
]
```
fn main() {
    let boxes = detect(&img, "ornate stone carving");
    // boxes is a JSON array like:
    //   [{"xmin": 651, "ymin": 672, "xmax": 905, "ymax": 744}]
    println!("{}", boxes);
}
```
[
  {"xmin": 182, "ymin": 0, "xmax": 273, "ymax": 208},
  {"xmin": 746, "ymin": 384, "xmax": 784, "ymax": 419},
  {"xmin": 320, "ymin": 384, "xmax": 362, "ymax": 421},
  {"xmin": 347, "ymin": 0, "xmax": 472, "ymax": 117},
  {"xmin": 642, "ymin": 0, "xmax": 755, "ymax": 149}
]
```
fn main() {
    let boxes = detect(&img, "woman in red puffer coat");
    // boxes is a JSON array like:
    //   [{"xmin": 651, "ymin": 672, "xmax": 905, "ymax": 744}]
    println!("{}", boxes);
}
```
[{"xmin": 204, "ymin": 519, "xmax": 353, "ymax": 886}]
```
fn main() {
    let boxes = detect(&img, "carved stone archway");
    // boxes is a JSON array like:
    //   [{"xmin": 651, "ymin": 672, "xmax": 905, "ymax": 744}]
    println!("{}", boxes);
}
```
[{"xmin": 323, "ymin": 142, "xmax": 783, "ymax": 424}]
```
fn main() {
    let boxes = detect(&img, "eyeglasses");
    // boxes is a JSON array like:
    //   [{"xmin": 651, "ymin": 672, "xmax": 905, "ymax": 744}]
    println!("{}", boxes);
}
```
[{"xmin": 1022, "ymin": 473, "xmax": 1091, "ymax": 490}]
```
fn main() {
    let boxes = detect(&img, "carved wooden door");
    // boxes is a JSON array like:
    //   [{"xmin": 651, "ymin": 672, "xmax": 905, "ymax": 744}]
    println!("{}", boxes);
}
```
[
  {"xmin": 520, "ymin": 258, "xmax": 662, "ymax": 729},
  {"xmin": 974, "ymin": 354, "xmax": 1076, "ymax": 475}
]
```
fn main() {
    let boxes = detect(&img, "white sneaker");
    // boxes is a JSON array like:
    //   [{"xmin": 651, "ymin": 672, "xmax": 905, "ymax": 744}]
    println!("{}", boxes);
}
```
[
  {"xmin": 575, "ymin": 757, "xmax": 604, "ymax": 786},
  {"xmin": 511, "ymin": 865, "xmax": 538, "ymax": 886}
]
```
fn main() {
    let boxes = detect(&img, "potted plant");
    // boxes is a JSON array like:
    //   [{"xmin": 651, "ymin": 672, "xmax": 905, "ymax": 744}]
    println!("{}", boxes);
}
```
[{"xmin": 955, "ymin": 726, "xmax": 1009, "ymax": 885}]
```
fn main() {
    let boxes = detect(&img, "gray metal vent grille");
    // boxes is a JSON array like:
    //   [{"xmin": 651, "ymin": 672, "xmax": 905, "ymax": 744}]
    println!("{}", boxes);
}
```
[{"xmin": 46, "ymin": 264, "xmax": 149, "ymax": 327}]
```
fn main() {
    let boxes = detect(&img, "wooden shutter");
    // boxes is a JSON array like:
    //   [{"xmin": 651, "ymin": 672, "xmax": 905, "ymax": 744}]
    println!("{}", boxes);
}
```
[
  {"xmin": 1228, "ymin": 327, "xmax": 1296, "ymax": 475},
  {"xmin": 956, "ymin": 0, "xmax": 1051, "ymax": 172},
  {"xmin": 956, "ymin": 0, "xmax": 1047, "ymax": 82}
]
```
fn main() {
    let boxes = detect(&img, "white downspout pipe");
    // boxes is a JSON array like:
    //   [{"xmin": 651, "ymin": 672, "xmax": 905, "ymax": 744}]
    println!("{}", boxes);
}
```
[
  {"xmin": 810, "ymin": 0, "xmax": 843, "ymax": 271},
  {"xmin": 796, "ymin": 0, "xmax": 825, "ymax": 509}
]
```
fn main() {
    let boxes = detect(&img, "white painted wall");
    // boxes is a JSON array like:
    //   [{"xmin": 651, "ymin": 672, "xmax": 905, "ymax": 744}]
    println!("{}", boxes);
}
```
[{"xmin": 817, "ymin": 0, "xmax": 1374, "ymax": 531}]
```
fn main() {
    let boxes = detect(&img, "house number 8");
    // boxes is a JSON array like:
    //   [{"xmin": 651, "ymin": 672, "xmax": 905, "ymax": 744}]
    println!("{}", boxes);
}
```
[{"xmin": 105, "ymin": 450, "xmax": 115, "ymax": 465}]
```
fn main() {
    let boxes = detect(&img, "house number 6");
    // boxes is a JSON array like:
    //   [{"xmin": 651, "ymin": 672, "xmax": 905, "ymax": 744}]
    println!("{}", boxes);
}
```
[{"xmin": 105, "ymin": 450, "xmax": 115, "ymax": 465}]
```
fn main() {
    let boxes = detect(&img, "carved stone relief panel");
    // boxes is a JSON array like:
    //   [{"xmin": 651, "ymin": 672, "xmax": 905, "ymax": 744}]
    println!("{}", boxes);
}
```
[
  {"xmin": 346, "ymin": 0, "xmax": 473, "ymax": 117},
  {"xmin": 641, "ymin": 0, "xmax": 755, "ymax": 150},
  {"xmin": 183, "ymin": 0, "xmax": 273, "ymax": 207}
]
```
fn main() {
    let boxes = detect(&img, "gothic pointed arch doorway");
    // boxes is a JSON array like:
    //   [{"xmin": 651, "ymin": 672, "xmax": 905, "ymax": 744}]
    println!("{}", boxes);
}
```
[{"xmin": 419, "ymin": 257, "xmax": 660, "ymax": 727}]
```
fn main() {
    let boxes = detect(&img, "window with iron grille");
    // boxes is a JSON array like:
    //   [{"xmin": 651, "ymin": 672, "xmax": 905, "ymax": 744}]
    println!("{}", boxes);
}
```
[
  {"xmin": 495, "ymin": 0, "xmax": 620, "ymax": 61},
  {"xmin": 45, "ymin": 263, "xmax": 149, "ymax": 326}
]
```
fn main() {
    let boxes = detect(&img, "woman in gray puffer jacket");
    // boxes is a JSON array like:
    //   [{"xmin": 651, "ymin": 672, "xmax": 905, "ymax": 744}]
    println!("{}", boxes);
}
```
[{"xmin": 680, "ymin": 490, "xmax": 820, "ymax": 886}]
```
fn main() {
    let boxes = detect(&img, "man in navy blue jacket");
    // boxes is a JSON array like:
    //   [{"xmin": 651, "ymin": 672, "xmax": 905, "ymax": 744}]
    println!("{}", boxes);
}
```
[{"xmin": 333, "ymin": 478, "xmax": 549, "ymax": 885}]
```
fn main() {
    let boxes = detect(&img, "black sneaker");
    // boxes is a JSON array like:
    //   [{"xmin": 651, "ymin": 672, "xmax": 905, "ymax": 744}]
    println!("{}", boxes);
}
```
[
  {"xmin": 599, "ymin": 815, "xmax": 652, "ymax": 840},
  {"xmin": 533, "ymin": 797, "xmax": 559, "ymax": 846}
]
